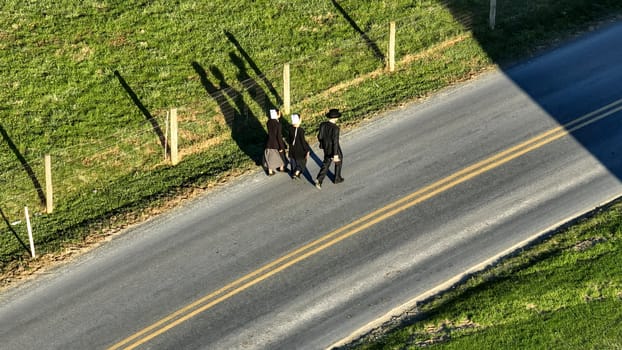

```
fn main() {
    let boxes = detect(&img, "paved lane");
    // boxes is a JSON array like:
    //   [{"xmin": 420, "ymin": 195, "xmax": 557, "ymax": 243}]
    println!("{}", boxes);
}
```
[{"xmin": 1, "ymin": 21, "xmax": 622, "ymax": 350}]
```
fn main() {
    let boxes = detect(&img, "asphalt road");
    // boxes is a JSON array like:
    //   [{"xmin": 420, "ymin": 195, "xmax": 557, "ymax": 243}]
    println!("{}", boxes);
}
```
[{"xmin": 1, "ymin": 21, "xmax": 622, "ymax": 350}]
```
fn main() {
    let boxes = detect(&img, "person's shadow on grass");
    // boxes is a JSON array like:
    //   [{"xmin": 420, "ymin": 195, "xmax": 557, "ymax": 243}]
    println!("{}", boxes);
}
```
[{"xmin": 192, "ymin": 61, "xmax": 267, "ymax": 165}]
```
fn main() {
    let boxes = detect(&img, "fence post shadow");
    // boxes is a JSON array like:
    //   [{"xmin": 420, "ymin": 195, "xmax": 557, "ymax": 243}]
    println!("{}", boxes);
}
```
[
  {"xmin": 0, "ymin": 123, "xmax": 46, "ymax": 207},
  {"xmin": 113, "ymin": 70, "xmax": 168, "ymax": 152},
  {"xmin": 331, "ymin": 0, "xmax": 385, "ymax": 61},
  {"xmin": 0, "ymin": 207, "xmax": 31, "ymax": 256}
]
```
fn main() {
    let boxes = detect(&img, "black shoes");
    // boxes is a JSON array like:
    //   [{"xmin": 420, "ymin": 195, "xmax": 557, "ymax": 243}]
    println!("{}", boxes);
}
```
[{"xmin": 315, "ymin": 177, "xmax": 343, "ymax": 189}]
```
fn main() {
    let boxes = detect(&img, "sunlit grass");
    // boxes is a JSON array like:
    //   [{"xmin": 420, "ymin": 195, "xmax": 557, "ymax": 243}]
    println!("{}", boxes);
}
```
[
  {"xmin": 1, "ymin": 0, "xmax": 621, "ymax": 274},
  {"xmin": 353, "ymin": 201, "xmax": 622, "ymax": 349}
]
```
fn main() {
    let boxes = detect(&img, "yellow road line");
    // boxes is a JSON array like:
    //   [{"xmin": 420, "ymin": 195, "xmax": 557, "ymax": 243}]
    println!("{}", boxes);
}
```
[{"xmin": 109, "ymin": 98, "xmax": 622, "ymax": 349}]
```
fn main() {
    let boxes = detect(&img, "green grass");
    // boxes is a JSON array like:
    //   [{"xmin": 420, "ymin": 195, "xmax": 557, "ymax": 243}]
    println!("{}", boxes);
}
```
[
  {"xmin": 350, "ymin": 201, "xmax": 622, "ymax": 350},
  {"xmin": 1, "ymin": 1, "xmax": 622, "ymax": 274}
]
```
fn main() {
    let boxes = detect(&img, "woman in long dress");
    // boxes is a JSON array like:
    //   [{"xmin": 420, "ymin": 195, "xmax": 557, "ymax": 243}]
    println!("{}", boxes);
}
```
[
  {"xmin": 264, "ymin": 109, "xmax": 287, "ymax": 176},
  {"xmin": 287, "ymin": 113, "xmax": 311, "ymax": 179}
]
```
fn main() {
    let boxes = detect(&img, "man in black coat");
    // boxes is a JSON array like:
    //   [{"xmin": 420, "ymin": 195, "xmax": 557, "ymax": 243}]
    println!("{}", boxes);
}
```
[{"xmin": 315, "ymin": 108, "xmax": 344, "ymax": 189}]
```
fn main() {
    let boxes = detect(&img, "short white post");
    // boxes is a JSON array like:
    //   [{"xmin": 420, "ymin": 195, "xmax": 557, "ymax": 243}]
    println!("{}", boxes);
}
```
[
  {"xmin": 283, "ymin": 63, "xmax": 291, "ymax": 115},
  {"xmin": 388, "ymin": 21, "xmax": 396, "ymax": 72},
  {"xmin": 170, "ymin": 108, "xmax": 179, "ymax": 165},
  {"xmin": 489, "ymin": 0, "xmax": 497, "ymax": 30},
  {"xmin": 44, "ymin": 154, "xmax": 53, "ymax": 213},
  {"xmin": 25, "ymin": 206, "xmax": 35, "ymax": 258}
]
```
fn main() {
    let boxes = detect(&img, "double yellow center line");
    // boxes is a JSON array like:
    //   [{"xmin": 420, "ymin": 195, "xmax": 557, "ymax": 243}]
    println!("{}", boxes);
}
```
[{"xmin": 109, "ymin": 98, "xmax": 622, "ymax": 349}]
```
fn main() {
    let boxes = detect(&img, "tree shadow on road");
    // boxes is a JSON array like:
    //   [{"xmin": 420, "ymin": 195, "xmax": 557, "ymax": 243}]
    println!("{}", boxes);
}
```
[{"xmin": 440, "ymin": 0, "xmax": 622, "ymax": 179}]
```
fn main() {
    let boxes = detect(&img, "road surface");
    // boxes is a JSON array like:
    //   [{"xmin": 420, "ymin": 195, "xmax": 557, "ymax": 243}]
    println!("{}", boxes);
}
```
[{"xmin": 1, "ymin": 20, "xmax": 622, "ymax": 350}]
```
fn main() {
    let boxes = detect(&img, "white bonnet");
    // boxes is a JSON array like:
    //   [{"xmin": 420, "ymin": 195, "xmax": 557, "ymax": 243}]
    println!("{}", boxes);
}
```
[
  {"xmin": 291, "ymin": 113, "xmax": 301, "ymax": 125},
  {"xmin": 269, "ymin": 109, "xmax": 279, "ymax": 120}
]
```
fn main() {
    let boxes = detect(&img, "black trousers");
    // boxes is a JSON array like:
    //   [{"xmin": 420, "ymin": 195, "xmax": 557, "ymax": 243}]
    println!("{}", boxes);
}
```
[
  {"xmin": 316, "ymin": 156, "xmax": 342, "ymax": 183},
  {"xmin": 290, "ymin": 156, "xmax": 307, "ymax": 174}
]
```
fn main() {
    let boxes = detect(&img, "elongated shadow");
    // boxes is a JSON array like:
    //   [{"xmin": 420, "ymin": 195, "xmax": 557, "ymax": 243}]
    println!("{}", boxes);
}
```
[
  {"xmin": 309, "ymin": 149, "xmax": 323, "ymax": 168},
  {"xmin": 297, "ymin": 150, "xmax": 333, "ymax": 185},
  {"xmin": 114, "ymin": 70, "xmax": 168, "ymax": 151},
  {"xmin": 192, "ymin": 61, "xmax": 266, "ymax": 165},
  {"xmin": 192, "ymin": 62, "xmax": 236, "ymax": 123},
  {"xmin": 0, "ymin": 124, "xmax": 46, "ymax": 207},
  {"xmin": 0, "ymin": 207, "xmax": 31, "ymax": 256},
  {"xmin": 223, "ymin": 55, "xmax": 273, "ymax": 157},
  {"xmin": 309, "ymin": 149, "xmax": 334, "ymax": 182},
  {"xmin": 331, "ymin": 0, "xmax": 385, "ymax": 61},
  {"xmin": 224, "ymin": 30, "xmax": 283, "ymax": 107},
  {"xmin": 439, "ymin": 1, "xmax": 622, "ymax": 180},
  {"xmin": 224, "ymin": 31, "xmax": 294, "ymax": 166},
  {"xmin": 229, "ymin": 52, "xmax": 278, "ymax": 117}
]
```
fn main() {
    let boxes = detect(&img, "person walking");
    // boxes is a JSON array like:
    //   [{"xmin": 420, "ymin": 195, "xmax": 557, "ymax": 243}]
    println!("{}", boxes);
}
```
[
  {"xmin": 287, "ymin": 113, "xmax": 311, "ymax": 180},
  {"xmin": 264, "ymin": 109, "xmax": 287, "ymax": 176},
  {"xmin": 315, "ymin": 108, "xmax": 344, "ymax": 189}
]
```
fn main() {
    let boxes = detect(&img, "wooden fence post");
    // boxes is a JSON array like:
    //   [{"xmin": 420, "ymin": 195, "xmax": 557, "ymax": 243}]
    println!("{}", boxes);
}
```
[
  {"xmin": 170, "ymin": 108, "xmax": 179, "ymax": 165},
  {"xmin": 44, "ymin": 154, "xmax": 53, "ymax": 214},
  {"xmin": 164, "ymin": 111, "xmax": 169, "ymax": 161},
  {"xmin": 388, "ymin": 21, "xmax": 396, "ymax": 72},
  {"xmin": 283, "ymin": 63, "xmax": 291, "ymax": 115},
  {"xmin": 489, "ymin": 0, "xmax": 497, "ymax": 30}
]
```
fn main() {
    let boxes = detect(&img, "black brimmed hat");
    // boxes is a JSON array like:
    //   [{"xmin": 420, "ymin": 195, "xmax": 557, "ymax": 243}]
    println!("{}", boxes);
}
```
[{"xmin": 326, "ymin": 108, "xmax": 342, "ymax": 118}]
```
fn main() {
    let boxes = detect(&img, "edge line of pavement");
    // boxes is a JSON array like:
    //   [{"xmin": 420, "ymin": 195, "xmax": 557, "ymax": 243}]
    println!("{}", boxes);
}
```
[{"xmin": 327, "ymin": 193, "xmax": 622, "ymax": 349}]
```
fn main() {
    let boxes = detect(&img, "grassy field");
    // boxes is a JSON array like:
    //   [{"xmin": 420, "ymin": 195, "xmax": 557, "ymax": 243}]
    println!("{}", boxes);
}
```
[
  {"xmin": 0, "ymin": 0, "xmax": 478, "ymax": 270},
  {"xmin": 349, "ymin": 200, "xmax": 622, "ymax": 349},
  {"xmin": 1, "ymin": 1, "xmax": 622, "ymax": 282}
]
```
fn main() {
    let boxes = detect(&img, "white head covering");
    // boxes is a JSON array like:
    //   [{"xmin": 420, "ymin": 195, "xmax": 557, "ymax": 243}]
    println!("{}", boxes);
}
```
[
  {"xmin": 291, "ymin": 113, "xmax": 300, "ymax": 125},
  {"xmin": 269, "ymin": 109, "xmax": 279, "ymax": 120}
]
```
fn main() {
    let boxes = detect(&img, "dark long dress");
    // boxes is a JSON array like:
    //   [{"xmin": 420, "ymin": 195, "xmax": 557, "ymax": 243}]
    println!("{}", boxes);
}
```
[
  {"xmin": 264, "ymin": 119, "xmax": 286, "ymax": 170},
  {"xmin": 287, "ymin": 125, "xmax": 311, "ymax": 174}
]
